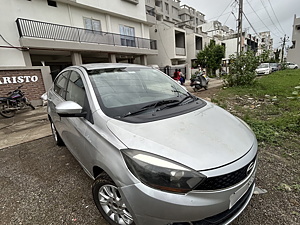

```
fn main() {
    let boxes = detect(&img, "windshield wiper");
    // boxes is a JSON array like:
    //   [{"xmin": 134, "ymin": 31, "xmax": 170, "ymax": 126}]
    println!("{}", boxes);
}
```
[
  {"xmin": 122, "ymin": 99, "xmax": 179, "ymax": 118},
  {"xmin": 158, "ymin": 93, "xmax": 197, "ymax": 110}
]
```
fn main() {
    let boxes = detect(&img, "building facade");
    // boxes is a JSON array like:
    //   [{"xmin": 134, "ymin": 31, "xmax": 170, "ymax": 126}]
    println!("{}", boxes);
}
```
[
  {"xmin": 0, "ymin": 0, "xmax": 157, "ymax": 104},
  {"xmin": 287, "ymin": 15, "xmax": 300, "ymax": 66},
  {"xmin": 257, "ymin": 31, "xmax": 273, "ymax": 57},
  {"xmin": 146, "ymin": 1, "xmax": 209, "ymax": 78}
]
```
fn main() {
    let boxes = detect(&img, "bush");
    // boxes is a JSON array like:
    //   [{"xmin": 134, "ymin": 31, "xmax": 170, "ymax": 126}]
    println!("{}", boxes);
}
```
[{"xmin": 224, "ymin": 51, "xmax": 259, "ymax": 87}]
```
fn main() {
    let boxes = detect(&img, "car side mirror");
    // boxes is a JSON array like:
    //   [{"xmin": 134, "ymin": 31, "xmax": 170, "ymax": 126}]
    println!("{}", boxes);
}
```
[{"xmin": 56, "ymin": 101, "xmax": 87, "ymax": 117}]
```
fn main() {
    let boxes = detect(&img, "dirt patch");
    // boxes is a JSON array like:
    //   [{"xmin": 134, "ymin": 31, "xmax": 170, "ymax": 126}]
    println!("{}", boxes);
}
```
[{"xmin": 192, "ymin": 86, "xmax": 223, "ymax": 101}]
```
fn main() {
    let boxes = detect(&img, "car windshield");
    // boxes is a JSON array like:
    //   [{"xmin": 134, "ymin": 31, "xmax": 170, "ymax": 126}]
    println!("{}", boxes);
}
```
[
  {"xmin": 88, "ymin": 67, "xmax": 203, "ymax": 120},
  {"xmin": 258, "ymin": 63, "xmax": 269, "ymax": 68}
]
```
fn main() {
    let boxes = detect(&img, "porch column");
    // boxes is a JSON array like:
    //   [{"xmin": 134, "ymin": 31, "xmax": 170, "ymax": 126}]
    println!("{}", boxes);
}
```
[
  {"xmin": 22, "ymin": 50, "xmax": 32, "ymax": 67},
  {"xmin": 109, "ymin": 54, "xmax": 117, "ymax": 63},
  {"xmin": 140, "ymin": 55, "xmax": 147, "ymax": 65},
  {"xmin": 71, "ymin": 52, "xmax": 82, "ymax": 65}
]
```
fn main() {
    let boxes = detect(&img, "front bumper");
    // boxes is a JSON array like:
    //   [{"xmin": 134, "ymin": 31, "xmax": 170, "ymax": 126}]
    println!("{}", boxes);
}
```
[
  {"xmin": 256, "ymin": 70, "xmax": 270, "ymax": 75},
  {"xmin": 120, "ymin": 167, "xmax": 256, "ymax": 225}
]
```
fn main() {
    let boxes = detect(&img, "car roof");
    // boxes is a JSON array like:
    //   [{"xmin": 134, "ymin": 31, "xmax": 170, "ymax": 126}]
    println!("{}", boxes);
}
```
[{"xmin": 79, "ymin": 63, "xmax": 147, "ymax": 71}]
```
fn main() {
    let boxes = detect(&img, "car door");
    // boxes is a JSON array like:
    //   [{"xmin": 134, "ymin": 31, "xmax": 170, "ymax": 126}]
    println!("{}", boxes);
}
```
[
  {"xmin": 61, "ymin": 69, "xmax": 94, "ymax": 169},
  {"xmin": 48, "ymin": 70, "xmax": 70, "ymax": 133}
]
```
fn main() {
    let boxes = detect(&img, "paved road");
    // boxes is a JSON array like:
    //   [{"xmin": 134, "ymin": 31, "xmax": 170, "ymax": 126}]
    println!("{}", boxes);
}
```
[{"xmin": 0, "ymin": 136, "xmax": 108, "ymax": 225}]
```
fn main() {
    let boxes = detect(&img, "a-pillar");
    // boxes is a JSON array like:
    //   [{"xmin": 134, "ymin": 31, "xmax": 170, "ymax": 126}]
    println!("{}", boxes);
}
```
[
  {"xmin": 71, "ymin": 52, "xmax": 82, "ymax": 65},
  {"xmin": 109, "ymin": 54, "xmax": 117, "ymax": 63},
  {"xmin": 140, "ymin": 55, "xmax": 147, "ymax": 65}
]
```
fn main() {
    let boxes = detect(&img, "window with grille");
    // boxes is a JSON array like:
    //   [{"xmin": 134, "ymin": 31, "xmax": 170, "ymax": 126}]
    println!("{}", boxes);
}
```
[
  {"xmin": 84, "ymin": 18, "xmax": 102, "ymax": 33},
  {"xmin": 119, "ymin": 25, "xmax": 136, "ymax": 47}
]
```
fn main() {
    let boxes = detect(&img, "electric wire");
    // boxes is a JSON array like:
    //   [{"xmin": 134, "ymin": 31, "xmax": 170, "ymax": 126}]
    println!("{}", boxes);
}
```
[
  {"xmin": 242, "ymin": 12, "xmax": 262, "ymax": 40},
  {"xmin": 0, "ymin": 34, "xmax": 22, "ymax": 51},
  {"xmin": 267, "ymin": 0, "xmax": 285, "ymax": 34},
  {"xmin": 203, "ymin": 0, "xmax": 235, "ymax": 32},
  {"xmin": 245, "ymin": 0, "xmax": 281, "ymax": 38},
  {"xmin": 259, "ymin": 0, "xmax": 285, "ymax": 36}
]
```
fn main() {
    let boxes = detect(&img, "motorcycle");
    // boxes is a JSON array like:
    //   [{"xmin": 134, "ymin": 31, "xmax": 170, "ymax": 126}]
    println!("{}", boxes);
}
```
[
  {"xmin": 0, "ymin": 85, "xmax": 35, "ymax": 118},
  {"xmin": 190, "ymin": 72, "xmax": 209, "ymax": 92}
]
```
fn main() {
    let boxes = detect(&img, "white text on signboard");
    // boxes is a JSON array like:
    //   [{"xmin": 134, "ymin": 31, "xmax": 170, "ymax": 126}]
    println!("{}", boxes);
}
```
[{"xmin": 0, "ymin": 76, "xmax": 39, "ymax": 85}]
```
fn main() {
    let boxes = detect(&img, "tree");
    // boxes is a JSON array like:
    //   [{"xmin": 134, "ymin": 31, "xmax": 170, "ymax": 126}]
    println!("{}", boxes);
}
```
[
  {"xmin": 196, "ymin": 40, "xmax": 225, "ymax": 76},
  {"xmin": 274, "ymin": 49, "xmax": 281, "ymax": 63},
  {"xmin": 259, "ymin": 49, "xmax": 271, "ymax": 63},
  {"xmin": 224, "ymin": 51, "xmax": 259, "ymax": 87}
]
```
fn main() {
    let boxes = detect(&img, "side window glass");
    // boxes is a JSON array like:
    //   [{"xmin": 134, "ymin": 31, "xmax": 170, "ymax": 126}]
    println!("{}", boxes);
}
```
[
  {"xmin": 66, "ymin": 71, "xmax": 86, "ymax": 107},
  {"xmin": 54, "ymin": 71, "xmax": 69, "ymax": 98}
]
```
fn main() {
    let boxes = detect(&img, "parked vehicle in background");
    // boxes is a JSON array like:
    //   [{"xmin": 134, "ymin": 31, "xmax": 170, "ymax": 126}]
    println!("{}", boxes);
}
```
[
  {"xmin": 255, "ymin": 63, "xmax": 272, "ymax": 75},
  {"xmin": 270, "ymin": 63, "xmax": 280, "ymax": 72},
  {"xmin": 47, "ymin": 63, "xmax": 258, "ymax": 225},
  {"xmin": 0, "ymin": 85, "xmax": 35, "ymax": 118},
  {"xmin": 190, "ymin": 71, "xmax": 209, "ymax": 91},
  {"xmin": 286, "ymin": 62, "xmax": 298, "ymax": 69}
]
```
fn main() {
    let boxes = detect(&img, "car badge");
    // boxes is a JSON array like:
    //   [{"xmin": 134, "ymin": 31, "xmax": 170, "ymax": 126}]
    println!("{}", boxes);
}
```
[{"xmin": 246, "ymin": 162, "xmax": 254, "ymax": 175}]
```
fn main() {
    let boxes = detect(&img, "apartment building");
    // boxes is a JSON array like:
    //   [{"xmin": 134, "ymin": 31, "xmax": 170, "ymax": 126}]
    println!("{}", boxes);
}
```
[
  {"xmin": 146, "ymin": 0, "xmax": 209, "ymax": 78},
  {"xmin": 257, "ymin": 31, "xmax": 273, "ymax": 56},
  {"xmin": 200, "ymin": 20, "xmax": 259, "ymax": 59},
  {"xmin": 199, "ymin": 21, "xmax": 234, "ymax": 38},
  {"xmin": 287, "ymin": 15, "xmax": 300, "ymax": 66},
  {"xmin": 0, "ymin": 0, "xmax": 157, "ymax": 104}
]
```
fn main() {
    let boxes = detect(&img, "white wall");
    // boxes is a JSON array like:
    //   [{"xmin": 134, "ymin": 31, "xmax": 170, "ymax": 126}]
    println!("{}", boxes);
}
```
[
  {"xmin": 147, "ymin": 23, "xmax": 176, "ymax": 66},
  {"xmin": 76, "ymin": 0, "xmax": 147, "ymax": 21},
  {"xmin": 222, "ymin": 38, "xmax": 237, "ymax": 58},
  {"xmin": 0, "ymin": 0, "xmax": 150, "ymax": 67},
  {"xmin": 287, "ymin": 16, "xmax": 300, "ymax": 66}
]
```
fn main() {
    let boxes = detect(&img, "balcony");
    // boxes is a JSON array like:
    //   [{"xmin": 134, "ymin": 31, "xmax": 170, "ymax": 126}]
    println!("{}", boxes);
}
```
[
  {"xmin": 146, "ymin": 6, "xmax": 156, "ymax": 24},
  {"xmin": 176, "ymin": 47, "xmax": 186, "ymax": 56},
  {"xmin": 16, "ymin": 18, "xmax": 157, "ymax": 50}
]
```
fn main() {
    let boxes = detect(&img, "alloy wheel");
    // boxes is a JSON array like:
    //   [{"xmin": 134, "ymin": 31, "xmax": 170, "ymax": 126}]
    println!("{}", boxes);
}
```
[{"xmin": 98, "ymin": 184, "xmax": 134, "ymax": 225}]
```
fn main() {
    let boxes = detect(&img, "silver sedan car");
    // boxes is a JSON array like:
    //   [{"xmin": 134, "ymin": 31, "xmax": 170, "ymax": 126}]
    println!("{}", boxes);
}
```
[{"xmin": 47, "ymin": 63, "xmax": 257, "ymax": 225}]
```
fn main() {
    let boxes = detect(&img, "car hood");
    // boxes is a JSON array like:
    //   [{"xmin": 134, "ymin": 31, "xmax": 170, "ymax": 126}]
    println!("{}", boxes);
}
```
[{"xmin": 106, "ymin": 102, "xmax": 255, "ymax": 171}]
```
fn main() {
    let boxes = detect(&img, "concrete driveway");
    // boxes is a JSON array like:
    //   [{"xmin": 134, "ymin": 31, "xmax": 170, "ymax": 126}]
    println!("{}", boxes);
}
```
[{"xmin": 0, "ymin": 106, "xmax": 52, "ymax": 149}]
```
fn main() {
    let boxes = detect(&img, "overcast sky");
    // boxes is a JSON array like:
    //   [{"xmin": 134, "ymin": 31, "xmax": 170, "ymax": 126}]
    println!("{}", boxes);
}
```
[{"xmin": 180, "ymin": 0, "xmax": 300, "ymax": 49}]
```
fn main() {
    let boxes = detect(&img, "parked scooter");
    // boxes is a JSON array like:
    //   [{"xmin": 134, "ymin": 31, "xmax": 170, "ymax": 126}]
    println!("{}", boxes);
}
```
[
  {"xmin": 190, "ymin": 71, "xmax": 209, "ymax": 92},
  {"xmin": 0, "ymin": 85, "xmax": 35, "ymax": 118}
]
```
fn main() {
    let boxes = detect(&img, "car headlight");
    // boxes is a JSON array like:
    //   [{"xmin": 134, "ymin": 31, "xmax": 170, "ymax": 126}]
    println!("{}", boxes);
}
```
[{"xmin": 122, "ymin": 149, "xmax": 206, "ymax": 193}]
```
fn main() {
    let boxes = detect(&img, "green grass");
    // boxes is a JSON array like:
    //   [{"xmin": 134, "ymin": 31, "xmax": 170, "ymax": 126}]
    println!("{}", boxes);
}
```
[{"xmin": 213, "ymin": 69, "xmax": 300, "ymax": 153}]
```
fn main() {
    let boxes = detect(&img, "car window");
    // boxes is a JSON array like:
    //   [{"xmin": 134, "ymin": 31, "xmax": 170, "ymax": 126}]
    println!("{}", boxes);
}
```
[
  {"xmin": 65, "ymin": 70, "xmax": 94, "ymax": 123},
  {"xmin": 66, "ymin": 71, "xmax": 86, "ymax": 107},
  {"xmin": 54, "ymin": 71, "xmax": 69, "ymax": 98},
  {"xmin": 90, "ymin": 68, "xmax": 178, "ymax": 108},
  {"xmin": 88, "ymin": 67, "xmax": 206, "ymax": 122}
]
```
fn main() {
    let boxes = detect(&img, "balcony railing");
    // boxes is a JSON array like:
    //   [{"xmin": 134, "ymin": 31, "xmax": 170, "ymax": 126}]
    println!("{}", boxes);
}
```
[{"xmin": 16, "ymin": 18, "xmax": 157, "ymax": 50}]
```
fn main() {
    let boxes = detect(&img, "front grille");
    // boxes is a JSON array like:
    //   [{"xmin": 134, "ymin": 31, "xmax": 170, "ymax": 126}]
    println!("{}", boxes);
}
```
[
  {"xmin": 171, "ymin": 183, "xmax": 255, "ymax": 225},
  {"xmin": 195, "ymin": 155, "xmax": 256, "ymax": 191}
]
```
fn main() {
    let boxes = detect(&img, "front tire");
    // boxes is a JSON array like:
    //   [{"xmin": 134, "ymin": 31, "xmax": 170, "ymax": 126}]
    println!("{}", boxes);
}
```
[
  {"xmin": 50, "ymin": 121, "xmax": 64, "ymax": 146},
  {"xmin": 0, "ymin": 103, "xmax": 16, "ymax": 118},
  {"xmin": 92, "ymin": 173, "xmax": 135, "ymax": 225},
  {"xmin": 28, "ymin": 103, "xmax": 35, "ymax": 110}
]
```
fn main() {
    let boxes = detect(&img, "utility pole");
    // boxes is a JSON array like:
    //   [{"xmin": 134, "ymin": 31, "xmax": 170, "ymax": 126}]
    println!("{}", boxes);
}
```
[
  {"xmin": 236, "ymin": 0, "xmax": 243, "ymax": 56},
  {"xmin": 280, "ymin": 34, "xmax": 288, "ymax": 63}
]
